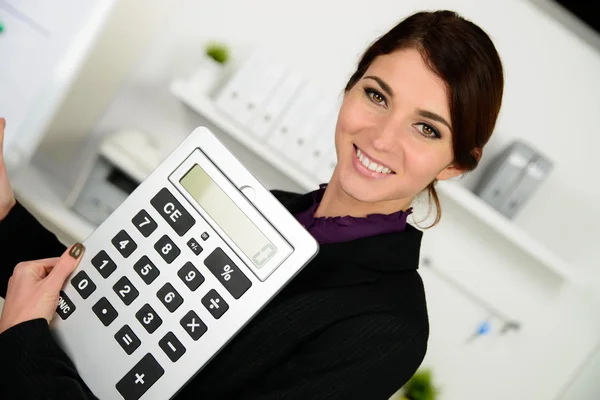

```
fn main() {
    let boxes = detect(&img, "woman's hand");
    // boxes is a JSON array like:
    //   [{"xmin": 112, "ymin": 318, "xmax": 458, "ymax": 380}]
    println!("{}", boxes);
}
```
[
  {"xmin": 0, "ymin": 118, "xmax": 16, "ymax": 221},
  {"xmin": 0, "ymin": 243, "xmax": 85, "ymax": 334}
]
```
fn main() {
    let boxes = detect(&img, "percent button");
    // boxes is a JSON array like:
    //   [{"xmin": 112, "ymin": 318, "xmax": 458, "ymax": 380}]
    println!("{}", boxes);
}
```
[{"xmin": 204, "ymin": 247, "xmax": 252, "ymax": 299}]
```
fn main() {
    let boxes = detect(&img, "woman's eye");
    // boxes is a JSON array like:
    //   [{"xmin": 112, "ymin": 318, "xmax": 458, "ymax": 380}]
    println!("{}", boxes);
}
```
[
  {"xmin": 415, "ymin": 123, "xmax": 441, "ymax": 139},
  {"xmin": 364, "ymin": 88, "xmax": 387, "ymax": 107}
]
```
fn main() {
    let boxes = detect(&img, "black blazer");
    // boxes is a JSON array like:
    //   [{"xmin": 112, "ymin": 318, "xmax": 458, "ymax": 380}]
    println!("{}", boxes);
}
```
[{"xmin": 0, "ymin": 190, "xmax": 429, "ymax": 400}]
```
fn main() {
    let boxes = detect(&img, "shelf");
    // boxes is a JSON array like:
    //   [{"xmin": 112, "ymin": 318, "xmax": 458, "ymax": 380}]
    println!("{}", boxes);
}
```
[{"xmin": 170, "ymin": 79, "xmax": 574, "ymax": 282}]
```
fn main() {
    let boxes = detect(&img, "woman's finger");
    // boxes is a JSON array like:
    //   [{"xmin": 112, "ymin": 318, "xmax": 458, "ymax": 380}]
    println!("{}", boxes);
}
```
[
  {"xmin": 0, "ymin": 118, "xmax": 5, "ymax": 159},
  {"xmin": 45, "ymin": 243, "xmax": 85, "ymax": 291}
]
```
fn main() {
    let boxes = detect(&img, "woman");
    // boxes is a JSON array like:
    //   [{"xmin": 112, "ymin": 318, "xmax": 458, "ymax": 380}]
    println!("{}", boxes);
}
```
[{"xmin": 0, "ymin": 10, "xmax": 503, "ymax": 400}]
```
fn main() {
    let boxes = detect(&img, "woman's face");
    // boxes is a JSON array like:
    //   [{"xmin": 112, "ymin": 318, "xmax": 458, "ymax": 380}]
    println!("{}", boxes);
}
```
[{"xmin": 334, "ymin": 48, "xmax": 463, "ymax": 206}]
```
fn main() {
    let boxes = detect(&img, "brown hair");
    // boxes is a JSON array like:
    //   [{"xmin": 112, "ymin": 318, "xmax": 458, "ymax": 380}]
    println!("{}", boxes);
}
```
[{"xmin": 345, "ymin": 10, "xmax": 504, "ymax": 226}]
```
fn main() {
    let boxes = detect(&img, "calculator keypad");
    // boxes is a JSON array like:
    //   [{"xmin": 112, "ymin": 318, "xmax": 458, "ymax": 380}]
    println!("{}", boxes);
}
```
[
  {"xmin": 202, "ymin": 289, "xmax": 229, "ymax": 319},
  {"xmin": 180, "ymin": 310, "xmax": 208, "ymax": 341},
  {"xmin": 156, "ymin": 283, "xmax": 183, "ymax": 313},
  {"xmin": 186, "ymin": 238, "xmax": 203, "ymax": 255},
  {"xmin": 136, "ymin": 303, "xmax": 162, "ymax": 334},
  {"xmin": 116, "ymin": 353, "xmax": 164, "ymax": 400},
  {"xmin": 159, "ymin": 331, "xmax": 186, "ymax": 362},
  {"xmin": 115, "ymin": 325, "xmax": 141, "ymax": 355},
  {"xmin": 133, "ymin": 256, "xmax": 160, "ymax": 285},
  {"xmin": 92, "ymin": 297, "xmax": 118, "ymax": 326},
  {"xmin": 71, "ymin": 270, "xmax": 96, "ymax": 299},
  {"xmin": 112, "ymin": 230, "xmax": 138, "ymax": 258},
  {"xmin": 131, "ymin": 209, "xmax": 158, "ymax": 238},
  {"xmin": 91, "ymin": 251, "xmax": 117, "ymax": 279},
  {"xmin": 177, "ymin": 262, "xmax": 205, "ymax": 292},
  {"xmin": 154, "ymin": 235, "xmax": 180, "ymax": 264},
  {"xmin": 150, "ymin": 188, "xmax": 195, "ymax": 236},
  {"xmin": 113, "ymin": 276, "xmax": 140, "ymax": 306}
]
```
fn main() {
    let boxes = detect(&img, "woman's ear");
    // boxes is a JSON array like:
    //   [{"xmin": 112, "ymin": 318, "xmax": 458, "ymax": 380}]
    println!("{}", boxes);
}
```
[{"xmin": 436, "ymin": 164, "xmax": 465, "ymax": 181}]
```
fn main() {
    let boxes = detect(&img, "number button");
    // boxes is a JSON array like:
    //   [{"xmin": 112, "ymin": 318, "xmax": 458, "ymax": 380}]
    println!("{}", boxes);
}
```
[
  {"xmin": 116, "ymin": 353, "xmax": 164, "ymax": 400},
  {"xmin": 158, "ymin": 331, "xmax": 186, "ymax": 362},
  {"xmin": 92, "ymin": 297, "xmax": 118, "ymax": 326},
  {"xmin": 133, "ymin": 256, "xmax": 160, "ymax": 285},
  {"xmin": 55, "ymin": 291, "xmax": 76, "ymax": 320},
  {"xmin": 177, "ymin": 262, "xmax": 204, "ymax": 292},
  {"xmin": 135, "ymin": 304, "xmax": 162, "ymax": 334},
  {"xmin": 186, "ymin": 238, "xmax": 203, "ymax": 255},
  {"xmin": 202, "ymin": 289, "xmax": 229, "ymax": 320},
  {"xmin": 115, "ymin": 325, "xmax": 141, "ymax": 355},
  {"xmin": 71, "ymin": 270, "xmax": 96, "ymax": 299},
  {"xmin": 132, "ymin": 209, "xmax": 157, "ymax": 237},
  {"xmin": 113, "ymin": 276, "xmax": 139, "ymax": 306},
  {"xmin": 150, "ymin": 188, "xmax": 195, "ymax": 236},
  {"xmin": 112, "ymin": 230, "xmax": 137, "ymax": 258},
  {"xmin": 91, "ymin": 251, "xmax": 117, "ymax": 279},
  {"xmin": 154, "ymin": 235, "xmax": 180, "ymax": 264},
  {"xmin": 156, "ymin": 283, "xmax": 183, "ymax": 313},
  {"xmin": 180, "ymin": 310, "xmax": 207, "ymax": 341}
]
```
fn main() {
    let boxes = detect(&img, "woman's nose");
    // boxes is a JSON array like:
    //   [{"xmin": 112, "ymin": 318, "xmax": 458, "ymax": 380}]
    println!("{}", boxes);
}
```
[{"xmin": 371, "ymin": 119, "xmax": 403, "ymax": 155}]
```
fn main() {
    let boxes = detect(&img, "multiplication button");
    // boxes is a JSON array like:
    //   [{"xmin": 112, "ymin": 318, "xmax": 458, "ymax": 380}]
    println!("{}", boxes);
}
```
[
  {"xmin": 180, "ymin": 310, "xmax": 207, "ymax": 341},
  {"xmin": 116, "ymin": 353, "xmax": 164, "ymax": 400}
]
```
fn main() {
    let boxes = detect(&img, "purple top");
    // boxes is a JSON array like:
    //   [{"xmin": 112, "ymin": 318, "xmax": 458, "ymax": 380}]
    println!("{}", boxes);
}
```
[{"xmin": 294, "ymin": 184, "xmax": 413, "ymax": 244}]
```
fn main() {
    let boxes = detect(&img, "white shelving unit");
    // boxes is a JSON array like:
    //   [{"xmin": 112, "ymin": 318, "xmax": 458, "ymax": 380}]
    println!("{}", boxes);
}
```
[{"xmin": 171, "ymin": 79, "xmax": 574, "ymax": 282}]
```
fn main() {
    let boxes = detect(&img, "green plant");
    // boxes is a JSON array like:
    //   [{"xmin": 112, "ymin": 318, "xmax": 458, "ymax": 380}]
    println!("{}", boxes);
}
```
[
  {"xmin": 205, "ymin": 42, "xmax": 230, "ymax": 64},
  {"xmin": 401, "ymin": 369, "xmax": 439, "ymax": 400}
]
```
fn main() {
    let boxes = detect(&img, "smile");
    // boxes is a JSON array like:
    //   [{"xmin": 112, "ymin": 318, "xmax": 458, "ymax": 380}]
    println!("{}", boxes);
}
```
[{"xmin": 353, "ymin": 144, "xmax": 395, "ymax": 175}]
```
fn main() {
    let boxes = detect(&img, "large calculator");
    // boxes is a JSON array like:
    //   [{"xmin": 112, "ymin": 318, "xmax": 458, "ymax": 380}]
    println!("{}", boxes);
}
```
[{"xmin": 49, "ymin": 127, "xmax": 319, "ymax": 399}]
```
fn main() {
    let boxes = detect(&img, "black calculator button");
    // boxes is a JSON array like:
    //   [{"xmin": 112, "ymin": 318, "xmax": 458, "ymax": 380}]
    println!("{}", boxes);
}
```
[
  {"xmin": 202, "ymin": 289, "xmax": 229, "ymax": 319},
  {"xmin": 115, "ymin": 325, "xmax": 141, "ymax": 355},
  {"xmin": 92, "ymin": 297, "xmax": 118, "ymax": 326},
  {"xmin": 154, "ymin": 235, "xmax": 180, "ymax": 264},
  {"xmin": 180, "ymin": 310, "xmax": 207, "ymax": 341},
  {"xmin": 112, "ymin": 230, "xmax": 137, "ymax": 258},
  {"xmin": 156, "ymin": 283, "xmax": 183, "ymax": 313},
  {"xmin": 133, "ymin": 256, "xmax": 160, "ymax": 285},
  {"xmin": 186, "ymin": 238, "xmax": 203, "ymax": 255},
  {"xmin": 159, "ymin": 331, "xmax": 186, "ymax": 362},
  {"xmin": 91, "ymin": 251, "xmax": 117, "ymax": 279},
  {"xmin": 205, "ymin": 248, "xmax": 252, "ymax": 299},
  {"xmin": 177, "ymin": 262, "xmax": 205, "ymax": 292},
  {"xmin": 132, "ymin": 209, "xmax": 158, "ymax": 238},
  {"xmin": 116, "ymin": 353, "xmax": 164, "ymax": 400},
  {"xmin": 71, "ymin": 270, "xmax": 96, "ymax": 299},
  {"xmin": 113, "ymin": 276, "xmax": 139, "ymax": 306},
  {"xmin": 201, "ymin": 232, "xmax": 209, "ymax": 241},
  {"xmin": 150, "ymin": 188, "xmax": 195, "ymax": 236},
  {"xmin": 56, "ymin": 291, "xmax": 76, "ymax": 320},
  {"xmin": 136, "ymin": 304, "xmax": 162, "ymax": 334}
]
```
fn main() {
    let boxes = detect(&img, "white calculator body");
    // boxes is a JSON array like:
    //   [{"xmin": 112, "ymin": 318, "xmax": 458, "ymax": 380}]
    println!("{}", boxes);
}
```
[{"xmin": 49, "ymin": 127, "xmax": 319, "ymax": 400}]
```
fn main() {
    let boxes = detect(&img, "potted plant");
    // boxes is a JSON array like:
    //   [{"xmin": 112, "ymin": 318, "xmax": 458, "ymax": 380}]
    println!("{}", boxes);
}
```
[
  {"xmin": 400, "ymin": 369, "xmax": 439, "ymax": 400},
  {"xmin": 190, "ymin": 41, "xmax": 230, "ymax": 95}
]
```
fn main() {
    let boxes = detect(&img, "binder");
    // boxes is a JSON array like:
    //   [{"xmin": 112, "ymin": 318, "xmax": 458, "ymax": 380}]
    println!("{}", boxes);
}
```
[
  {"xmin": 247, "ymin": 69, "xmax": 305, "ymax": 140},
  {"xmin": 287, "ymin": 97, "xmax": 337, "ymax": 163},
  {"xmin": 298, "ymin": 114, "xmax": 337, "ymax": 174}
]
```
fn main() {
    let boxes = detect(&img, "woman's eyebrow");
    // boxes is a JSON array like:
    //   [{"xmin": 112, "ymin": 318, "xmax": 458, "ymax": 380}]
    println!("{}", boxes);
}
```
[
  {"xmin": 363, "ymin": 76, "xmax": 394, "ymax": 97},
  {"xmin": 417, "ymin": 109, "xmax": 452, "ymax": 131}
]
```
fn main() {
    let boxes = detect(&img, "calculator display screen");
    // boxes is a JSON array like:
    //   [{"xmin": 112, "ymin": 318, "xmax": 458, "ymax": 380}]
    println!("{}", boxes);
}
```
[{"xmin": 180, "ymin": 164, "xmax": 277, "ymax": 269}]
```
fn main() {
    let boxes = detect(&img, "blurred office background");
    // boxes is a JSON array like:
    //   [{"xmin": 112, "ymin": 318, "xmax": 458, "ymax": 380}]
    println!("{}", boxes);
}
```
[{"xmin": 1, "ymin": 0, "xmax": 600, "ymax": 398}]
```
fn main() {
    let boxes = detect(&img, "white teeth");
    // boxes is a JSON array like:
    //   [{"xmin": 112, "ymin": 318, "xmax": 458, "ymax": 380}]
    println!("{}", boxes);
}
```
[{"xmin": 354, "ymin": 146, "xmax": 393, "ymax": 174}]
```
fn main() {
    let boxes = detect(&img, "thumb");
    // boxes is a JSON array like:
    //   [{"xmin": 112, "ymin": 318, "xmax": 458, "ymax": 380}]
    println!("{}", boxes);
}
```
[{"xmin": 45, "ymin": 243, "xmax": 86, "ymax": 291}]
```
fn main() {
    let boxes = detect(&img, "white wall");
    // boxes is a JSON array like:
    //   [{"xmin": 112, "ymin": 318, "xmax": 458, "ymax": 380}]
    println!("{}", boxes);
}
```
[{"xmin": 32, "ymin": 0, "xmax": 600, "ymax": 398}]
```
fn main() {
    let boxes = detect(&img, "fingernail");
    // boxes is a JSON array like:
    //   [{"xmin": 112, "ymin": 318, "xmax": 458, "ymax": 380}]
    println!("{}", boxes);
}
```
[{"xmin": 69, "ymin": 243, "xmax": 85, "ymax": 259}]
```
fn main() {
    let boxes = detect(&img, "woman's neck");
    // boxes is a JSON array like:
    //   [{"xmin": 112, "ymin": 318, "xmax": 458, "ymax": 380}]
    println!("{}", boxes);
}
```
[{"xmin": 314, "ymin": 172, "xmax": 412, "ymax": 219}]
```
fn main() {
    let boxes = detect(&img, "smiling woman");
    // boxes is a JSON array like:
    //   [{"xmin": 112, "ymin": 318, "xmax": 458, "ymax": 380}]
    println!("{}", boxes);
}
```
[{"xmin": 316, "ymin": 10, "xmax": 504, "ymax": 225}]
